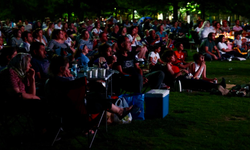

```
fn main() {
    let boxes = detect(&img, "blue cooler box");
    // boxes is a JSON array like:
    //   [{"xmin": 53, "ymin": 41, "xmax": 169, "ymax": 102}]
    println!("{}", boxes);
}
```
[{"xmin": 145, "ymin": 89, "xmax": 170, "ymax": 118}]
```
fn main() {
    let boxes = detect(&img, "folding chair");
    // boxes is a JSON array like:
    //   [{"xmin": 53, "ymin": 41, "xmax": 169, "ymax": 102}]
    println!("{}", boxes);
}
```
[{"xmin": 45, "ymin": 77, "xmax": 106, "ymax": 149}]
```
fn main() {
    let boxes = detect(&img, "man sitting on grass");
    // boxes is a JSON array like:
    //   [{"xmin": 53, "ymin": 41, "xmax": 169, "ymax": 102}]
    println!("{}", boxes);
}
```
[{"xmin": 199, "ymin": 32, "xmax": 221, "ymax": 61}]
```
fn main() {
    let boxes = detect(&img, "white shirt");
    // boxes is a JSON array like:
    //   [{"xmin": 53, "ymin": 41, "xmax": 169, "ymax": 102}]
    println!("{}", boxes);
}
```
[
  {"xmin": 194, "ymin": 63, "xmax": 204, "ymax": 79},
  {"xmin": 92, "ymin": 28, "xmax": 103, "ymax": 35},
  {"xmin": 148, "ymin": 51, "xmax": 160, "ymax": 64},
  {"xmin": 199, "ymin": 27, "xmax": 215, "ymax": 40},
  {"xmin": 65, "ymin": 37, "xmax": 72, "ymax": 47},
  {"xmin": 54, "ymin": 24, "xmax": 62, "ymax": 29},
  {"xmin": 234, "ymin": 39, "xmax": 242, "ymax": 48},
  {"xmin": 217, "ymin": 42, "xmax": 228, "ymax": 54},
  {"xmin": 194, "ymin": 27, "xmax": 201, "ymax": 33},
  {"xmin": 127, "ymin": 34, "xmax": 138, "ymax": 47},
  {"xmin": 24, "ymin": 24, "xmax": 32, "ymax": 32}
]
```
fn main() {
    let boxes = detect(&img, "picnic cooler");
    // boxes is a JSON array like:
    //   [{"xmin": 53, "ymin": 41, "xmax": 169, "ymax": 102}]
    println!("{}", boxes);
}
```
[{"xmin": 145, "ymin": 89, "xmax": 170, "ymax": 118}]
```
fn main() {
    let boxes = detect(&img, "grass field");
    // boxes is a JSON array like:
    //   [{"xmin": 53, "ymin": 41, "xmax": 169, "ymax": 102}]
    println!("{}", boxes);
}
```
[{"xmin": 1, "ymin": 50, "xmax": 250, "ymax": 150}]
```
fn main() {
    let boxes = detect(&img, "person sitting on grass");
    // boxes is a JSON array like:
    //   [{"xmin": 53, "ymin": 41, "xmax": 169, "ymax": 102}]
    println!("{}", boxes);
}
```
[
  {"xmin": 233, "ymin": 33, "xmax": 248, "ymax": 52},
  {"xmin": 148, "ymin": 44, "xmax": 165, "ymax": 71},
  {"xmin": 199, "ymin": 32, "xmax": 221, "ymax": 61},
  {"xmin": 173, "ymin": 42, "xmax": 192, "ymax": 69},
  {"xmin": 162, "ymin": 51, "xmax": 228, "ymax": 95},
  {"xmin": 0, "ymin": 46, "xmax": 17, "ymax": 71},
  {"xmin": 189, "ymin": 53, "xmax": 225, "ymax": 85}
]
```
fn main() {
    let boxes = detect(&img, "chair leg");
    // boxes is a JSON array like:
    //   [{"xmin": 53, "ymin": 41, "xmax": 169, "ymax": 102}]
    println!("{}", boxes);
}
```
[
  {"xmin": 88, "ymin": 110, "xmax": 105, "ymax": 149},
  {"xmin": 51, "ymin": 127, "xmax": 63, "ymax": 146}
]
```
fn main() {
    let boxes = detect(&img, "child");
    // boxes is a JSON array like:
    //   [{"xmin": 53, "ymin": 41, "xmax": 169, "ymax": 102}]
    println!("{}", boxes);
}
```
[
  {"xmin": 234, "ymin": 33, "xmax": 247, "ymax": 52},
  {"xmin": 148, "ymin": 44, "xmax": 165, "ymax": 71},
  {"xmin": 173, "ymin": 42, "xmax": 192, "ymax": 69},
  {"xmin": 74, "ymin": 44, "xmax": 89, "ymax": 68}
]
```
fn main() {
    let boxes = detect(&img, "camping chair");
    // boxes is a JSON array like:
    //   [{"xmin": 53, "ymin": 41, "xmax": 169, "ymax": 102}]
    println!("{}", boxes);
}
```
[{"xmin": 45, "ymin": 77, "xmax": 106, "ymax": 149}]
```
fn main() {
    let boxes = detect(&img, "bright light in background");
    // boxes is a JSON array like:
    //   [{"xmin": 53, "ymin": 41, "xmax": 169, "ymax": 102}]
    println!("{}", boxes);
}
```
[
  {"xmin": 227, "ymin": 16, "xmax": 230, "ymax": 21},
  {"xmin": 158, "ymin": 13, "xmax": 163, "ymax": 20},
  {"xmin": 187, "ymin": 15, "xmax": 190, "ymax": 24},
  {"xmin": 220, "ymin": 19, "xmax": 222, "ymax": 25},
  {"xmin": 134, "ymin": 10, "xmax": 137, "ymax": 13}
]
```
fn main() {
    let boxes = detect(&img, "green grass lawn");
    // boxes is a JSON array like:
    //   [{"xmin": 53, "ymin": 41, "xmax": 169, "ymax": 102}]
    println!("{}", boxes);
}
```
[{"xmin": 1, "ymin": 49, "xmax": 250, "ymax": 150}]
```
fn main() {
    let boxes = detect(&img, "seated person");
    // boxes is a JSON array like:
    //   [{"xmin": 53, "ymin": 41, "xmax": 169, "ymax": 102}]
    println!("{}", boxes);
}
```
[
  {"xmin": 127, "ymin": 26, "xmax": 148, "ymax": 59},
  {"xmin": 0, "ymin": 46, "xmax": 17, "ymax": 71},
  {"xmin": 146, "ymin": 29, "xmax": 161, "ymax": 46},
  {"xmin": 170, "ymin": 21, "xmax": 180, "ymax": 34},
  {"xmin": 115, "ymin": 36, "xmax": 165, "ymax": 93},
  {"xmin": 74, "ymin": 44, "xmax": 89, "ymax": 68},
  {"xmin": 221, "ymin": 20, "xmax": 230, "ymax": 33},
  {"xmin": 233, "ymin": 19, "xmax": 243, "ymax": 34},
  {"xmin": 162, "ymin": 51, "xmax": 228, "ymax": 95},
  {"xmin": 199, "ymin": 32, "xmax": 221, "ymax": 61},
  {"xmin": 48, "ymin": 29, "xmax": 75, "ymax": 56},
  {"xmin": 30, "ymin": 42, "xmax": 50, "ymax": 84},
  {"xmin": 217, "ymin": 35, "xmax": 245, "ymax": 59},
  {"xmin": 93, "ymin": 43, "xmax": 117, "ymax": 69},
  {"xmin": 109, "ymin": 24, "xmax": 120, "ymax": 40},
  {"xmin": 214, "ymin": 23, "xmax": 223, "ymax": 34},
  {"xmin": 156, "ymin": 24, "xmax": 168, "ymax": 40},
  {"xmin": 199, "ymin": 21, "xmax": 215, "ymax": 43},
  {"xmin": 20, "ymin": 31, "xmax": 33, "ymax": 52},
  {"xmin": 11, "ymin": 29, "xmax": 23, "ymax": 48},
  {"xmin": 173, "ymin": 43, "xmax": 192, "ymax": 69},
  {"xmin": 194, "ymin": 21, "xmax": 203, "ymax": 33},
  {"xmin": 34, "ymin": 28, "xmax": 47, "ymax": 46},
  {"xmin": 66, "ymin": 22, "xmax": 76, "ymax": 40},
  {"xmin": 91, "ymin": 22, "xmax": 103, "ymax": 39},
  {"xmin": 148, "ymin": 44, "xmax": 164, "ymax": 71},
  {"xmin": 189, "ymin": 53, "xmax": 223, "ymax": 84},
  {"xmin": 45, "ymin": 55, "xmax": 133, "ymax": 124},
  {"xmin": 79, "ymin": 29, "xmax": 97, "ymax": 56},
  {"xmin": 0, "ymin": 53, "xmax": 40, "ymax": 100},
  {"xmin": 234, "ymin": 33, "xmax": 247, "ymax": 51}
]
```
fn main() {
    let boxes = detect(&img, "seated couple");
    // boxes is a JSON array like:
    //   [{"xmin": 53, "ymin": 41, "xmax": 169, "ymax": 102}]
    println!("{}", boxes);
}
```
[{"xmin": 163, "ymin": 51, "xmax": 229, "ymax": 95}]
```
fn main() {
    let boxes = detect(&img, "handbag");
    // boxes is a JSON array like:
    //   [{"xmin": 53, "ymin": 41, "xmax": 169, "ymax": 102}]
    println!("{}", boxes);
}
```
[
  {"xmin": 113, "ymin": 98, "xmax": 132, "ymax": 124},
  {"xmin": 120, "ymin": 94, "xmax": 145, "ymax": 120}
]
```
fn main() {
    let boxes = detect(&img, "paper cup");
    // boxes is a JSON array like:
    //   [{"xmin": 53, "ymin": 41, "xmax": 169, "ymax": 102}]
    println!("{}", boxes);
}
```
[
  {"xmin": 92, "ymin": 69, "xmax": 98, "ymax": 78},
  {"xmin": 88, "ymin": 70, "xmax": 92, "ymax": 78},
  {"xmin": 99, "ymin": 68, "xmax": 106, "ymax": 78}
]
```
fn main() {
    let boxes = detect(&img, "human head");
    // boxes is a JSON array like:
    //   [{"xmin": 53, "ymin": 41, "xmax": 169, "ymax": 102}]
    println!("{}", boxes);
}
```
[
  {"xmin": 117, "ymin": 36, "xmax": 131, "ymax": 52},
  {"xmin": 157, "ymin": 24, "xmax": 164, "ymax": 32},
  {"xmin": 81, "ymin": 29, "xmax": 89, "ymax": 40},
  {"xmin": 149, "ymin": 29, "xmax": 156, "ymax": 38},
  {"xmin": 198, "ymin": 21, "xmax": 203, "ymax": 28},
  {"xmin": 235, "ymin": 33, "xmax": 240, "ymax": 39},
  {"xmin": 235, "ymin": 19, "xmax": 240, "ymax": 25},
  {"xmin": 99, "ymin": 32, "xmax": 108, "ymax": 42},
  {"xmin": 218, "ymin": 35, "xmax": 225, "ymax": 43},
  {"xmin": 128, "ymin": 26, "xmax": 137, "ymax": 35},
  {"xmin": 51, "ymin": 29, "xmax": 63, "ymax": 40},
  {"xmin": 30, "ymin": 42, "xmax": 46, "ymax": 59},
  {"xmin": 8, "ymin": 53, "xmax": 32, "ymax": 76},
  {"xmin": 222, "ymin": 20, "xmax": 228, "ymax": 27},
  {"xmin": 193, "ymin": 53, "xmax": 204, "ymax": 64},
  {"xmin": 21, "ymin": 31, "xmax": 33, "ymax": 43},
  {"xmin": 13, "ymin": 29, "xmax": 22, "ymax": 38},
  {"xmin": 212, "ymin": 20, "xmax": 217, "ymax": 27},
  {"xmin": 176, "ymin": 42, "xmax": 184, "ymax": 51},
  {"xmin": 113, "ymin": 24, "xmax": 120, "ymax": 33},
  {"xmin": 98, "ymin": 43, "xmax": 112, "ymax": 57},
  {"xmin": 69, "ymin": 22, "xmax": 74, "ymax": 29},
  {"xmin": 153, "ymin": 44, "xmax": 161, "ymax": 53},
  {"xmin": 18, "ymin": 25, "xmax": 25, "ymax": 33},
  {"xmin": 0, "ymin": 46, "xmax": 18, "ymax": 67},
  {"xmin": 94, "ymin": 22, "xmax": 100, "ymax": 29},
  {"xmin": 162, "ymin": 50, "xmax": 175, "ymax": 62},
  {"xmin": 57, "ymin": 20, "xmax": 62, "ymax": 26},
  {"xmin": 215, "ymin": 22, "xmax": 221, "ymax": 29},
  {"xmin": 35, "ymin": 28, "xmax": 43, "ymax": 38},
  {"xmin": 144, "ymin": 29, "xmax": 149, "ymax": 37},
  {"xmin": 201, "ymin": 21, "xmax": 210, "ymax": 29},
  {"xmin": 62, "ymin": 22, "xmax": 68, "ymax": 30},
  {"xmin": 48, "ymin": 55, "xmax": 69, "ymax": 77},
  {"xmin": 208, "ymin": 32, "xmax": 215, "ymax": 41}
]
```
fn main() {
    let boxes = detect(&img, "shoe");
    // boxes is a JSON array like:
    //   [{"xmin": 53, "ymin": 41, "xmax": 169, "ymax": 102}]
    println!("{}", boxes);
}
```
[
  {"xmin": 220, "ymin": 78, "xmax": 226, "ymax": 88},
  {"xmin": 218, "ymin": 85, "xmax": 229, "ymax": 95},
  {"xmin": 118, "ymin": 105, "xmax": 133, "ymax": 120}
]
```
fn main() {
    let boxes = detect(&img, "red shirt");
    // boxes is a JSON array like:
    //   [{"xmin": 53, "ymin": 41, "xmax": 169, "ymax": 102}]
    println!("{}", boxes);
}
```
[{"xmin": 174, "ymin": 51, "xmax": 185, "ymax": 64}]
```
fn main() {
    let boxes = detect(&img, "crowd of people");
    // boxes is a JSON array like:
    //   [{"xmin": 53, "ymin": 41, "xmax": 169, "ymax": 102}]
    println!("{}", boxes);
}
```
[{"xmin": 1, "ymin": 15, "xmax": 247, "ymax": 138}]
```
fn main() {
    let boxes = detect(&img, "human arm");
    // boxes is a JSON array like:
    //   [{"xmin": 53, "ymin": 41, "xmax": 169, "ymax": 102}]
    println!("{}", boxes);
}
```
[
  {"xmin": 116, "ymin": 65, "xmax": 131, "ymax": 76},
  {"xmin": 218, "ymin": 42, "xmax": 232, "ymax": 52},
  {"xmin": 201, "ymin": 65, "xmax": 217, "ymax": 82},
  {"xmin": 213, "ymin": 46, "xmax": 221, "ymax": 58},
  {"xmin": 150, "ymin": 35, "xmax": 160, "ymax": 46},
  {"xmin": 166, "ymin": 63, "xmax": 183, "ymax": 78},
  {"xmin": 135, "ymin": 63, "xmax": 143, "ymax": 76},
  {"xmin": 205, "ymin": 46, "xmax": 218, "ymax": 60}
]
